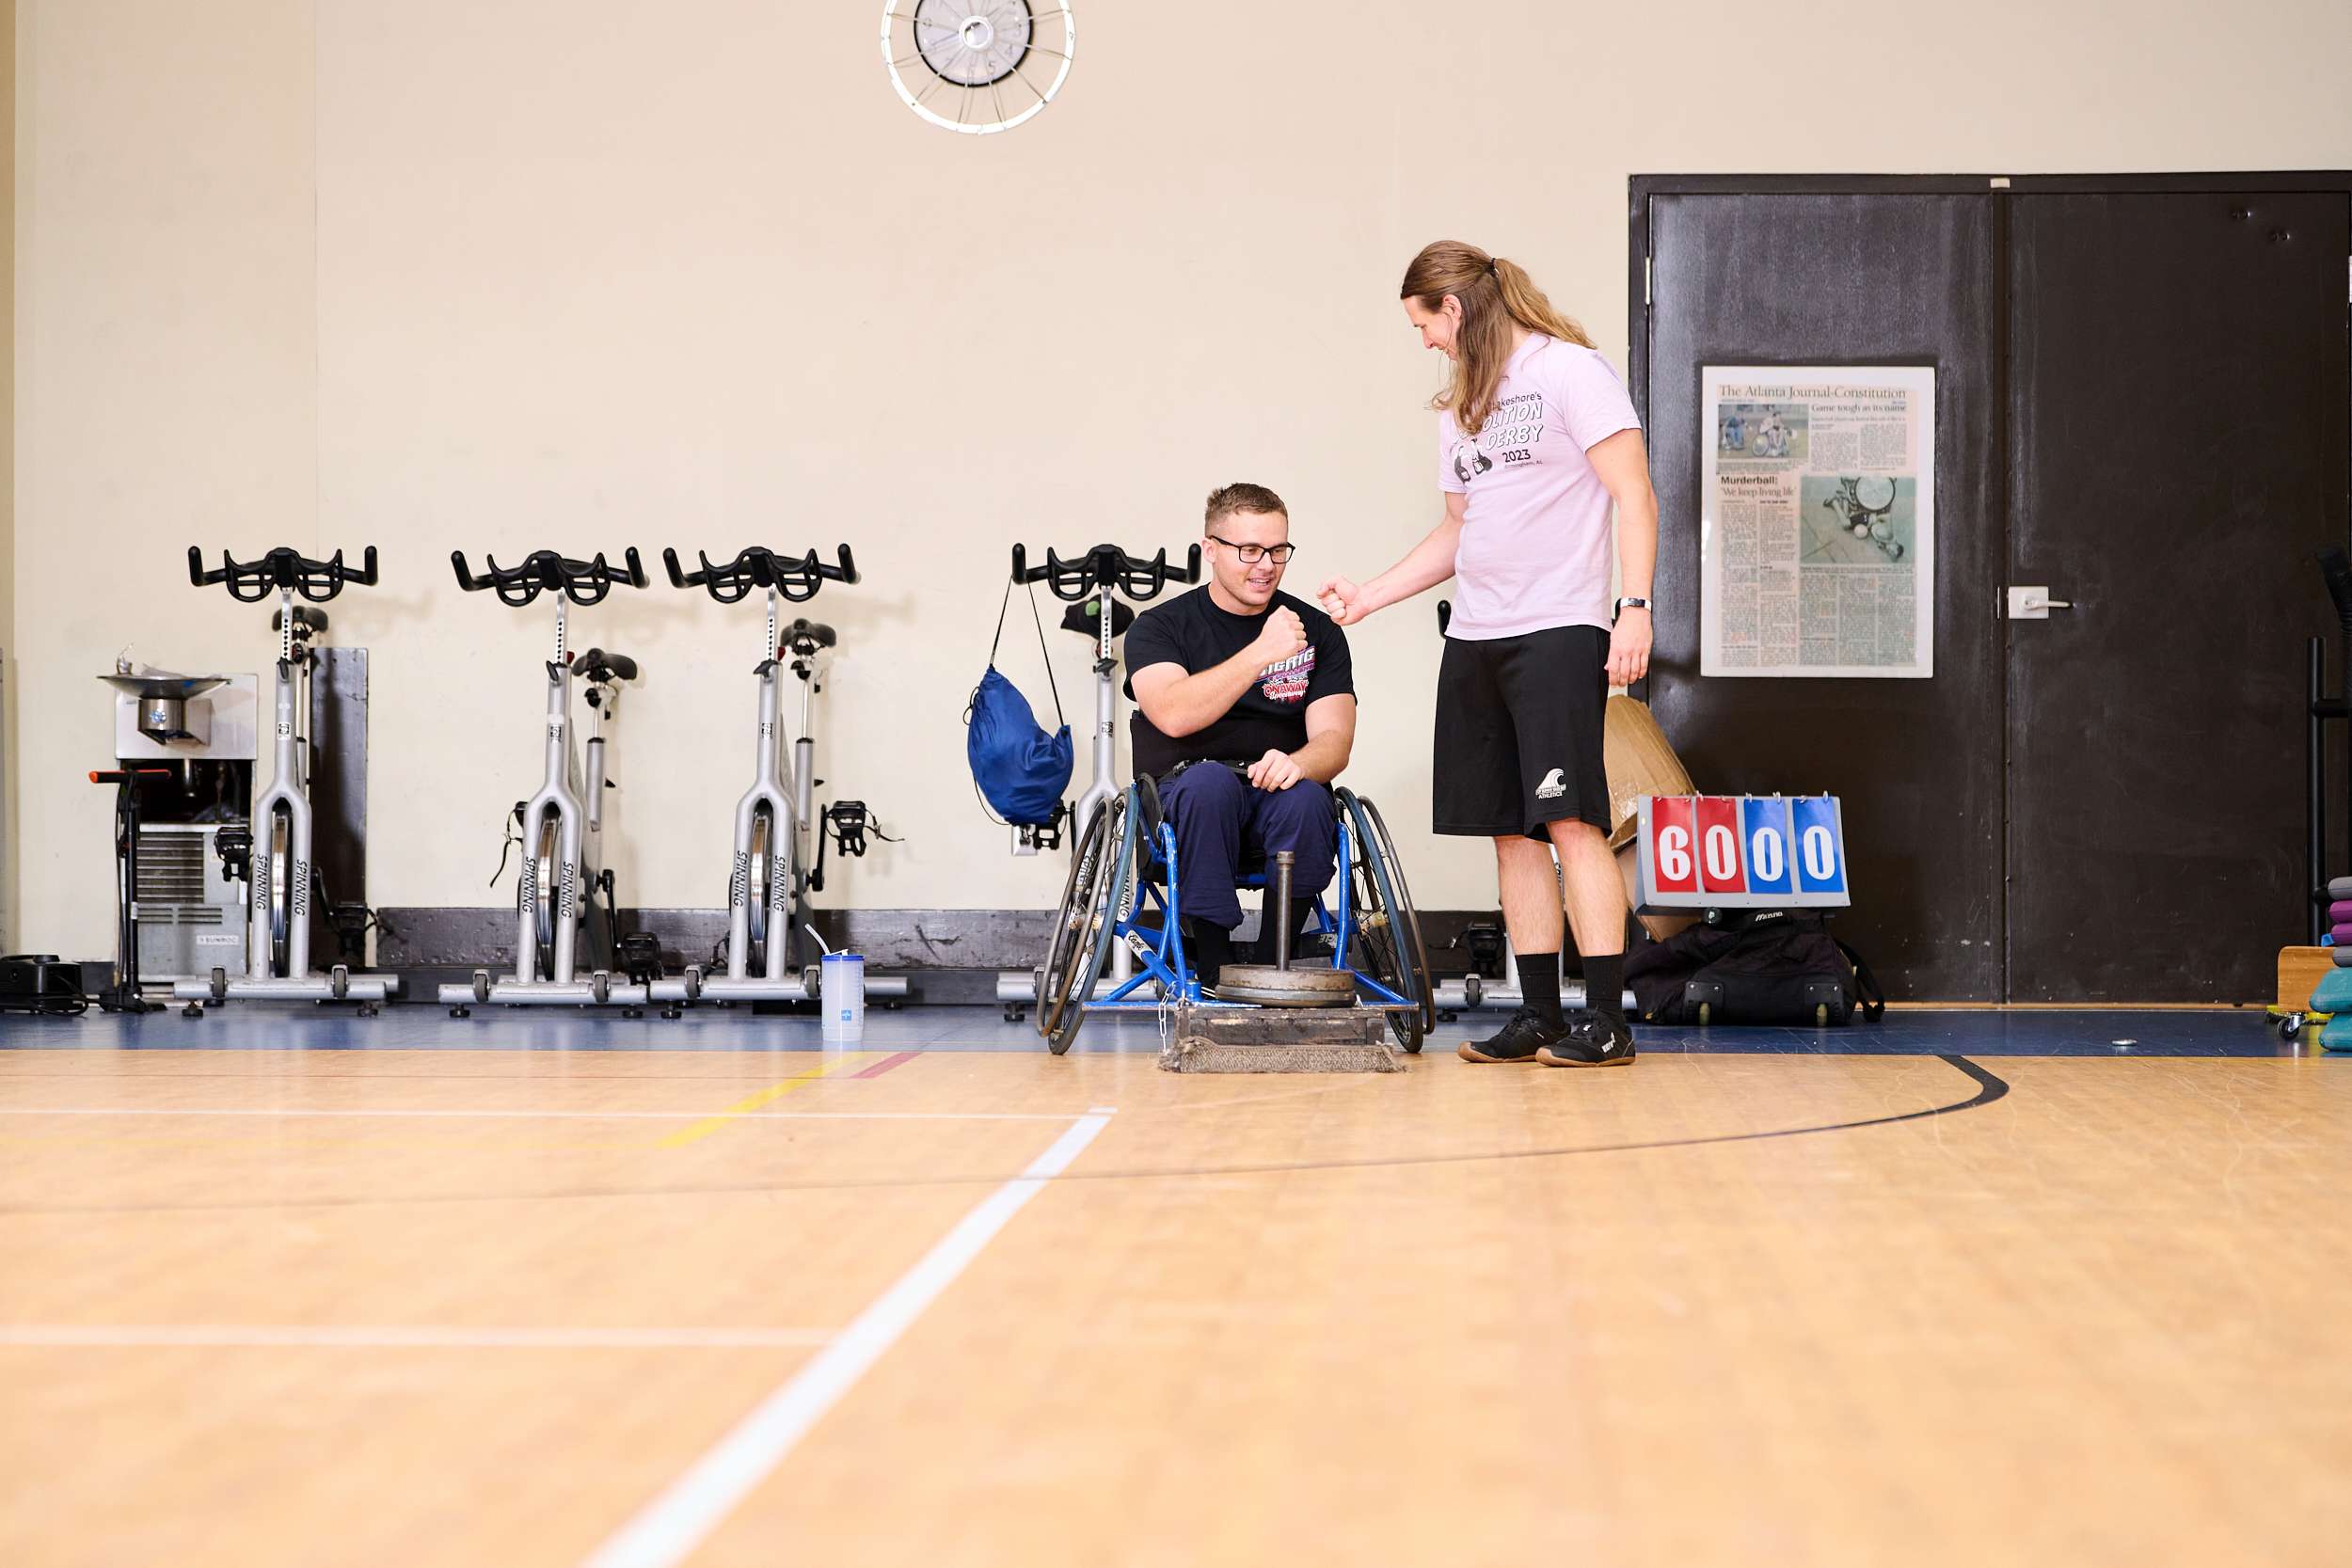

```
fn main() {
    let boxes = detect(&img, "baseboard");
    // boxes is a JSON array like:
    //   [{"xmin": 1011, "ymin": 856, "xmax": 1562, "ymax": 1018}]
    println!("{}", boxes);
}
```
[{"xmin": 375, "ymin": 906, "xmax": 1505, "ymax": 979}]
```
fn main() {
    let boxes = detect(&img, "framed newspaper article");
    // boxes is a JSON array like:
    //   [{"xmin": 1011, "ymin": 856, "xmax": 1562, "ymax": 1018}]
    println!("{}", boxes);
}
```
[{"xmin": 1699, "ymin": 365, "xmax": 1936, "ymax": 678}]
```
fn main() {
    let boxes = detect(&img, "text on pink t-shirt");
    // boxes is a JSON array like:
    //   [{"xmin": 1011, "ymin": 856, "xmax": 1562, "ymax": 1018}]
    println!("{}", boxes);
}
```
[{"xmin": 1438, "ymin": 334, "xmax": 1642, "ymax": 640}]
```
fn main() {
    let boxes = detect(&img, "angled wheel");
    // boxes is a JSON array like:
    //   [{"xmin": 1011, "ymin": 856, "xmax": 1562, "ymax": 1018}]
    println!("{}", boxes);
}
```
[
  {"xmin": 1337, "ymin": 789, "xmax": 1433, "ymax": 1053},
  {"xmin": 1037, "ymin": 792, "xmax": 1133, "ymax": 1053},
  {"xmin": 1354, "ymin": 795, "xmax": 1436, "ymax": 1038},
  {"xmin": 1035, "ymin": 799, "xmax": 1105, "ymax": 1044}
]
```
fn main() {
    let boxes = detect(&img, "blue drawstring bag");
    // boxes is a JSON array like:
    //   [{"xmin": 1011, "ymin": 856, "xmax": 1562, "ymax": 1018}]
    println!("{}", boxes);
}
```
[{"xmin": 966, "ymin": 583, "xmax": 1073, "ymax": 827}]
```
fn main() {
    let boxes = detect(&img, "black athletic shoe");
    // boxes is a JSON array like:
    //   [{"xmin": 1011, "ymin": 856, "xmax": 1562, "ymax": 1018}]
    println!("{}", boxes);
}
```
[
  {"xmin": 1537, "ymin": 1013, "xmax": 1637, "ymax": 1068},
  {"xmin": 1458, "ymin": 1006, "xmax": 1565, "ymax": 1063}
]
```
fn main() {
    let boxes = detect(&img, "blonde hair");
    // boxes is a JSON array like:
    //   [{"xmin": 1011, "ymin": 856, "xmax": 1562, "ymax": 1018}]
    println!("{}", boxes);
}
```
[{"xmin": 1400, "ymin": 241, "xmax": 1596, "ymax": 436}]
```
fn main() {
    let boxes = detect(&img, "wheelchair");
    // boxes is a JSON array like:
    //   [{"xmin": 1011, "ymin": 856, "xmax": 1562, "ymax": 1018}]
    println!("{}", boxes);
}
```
[{"xmin": 1033, "ymin": 767, "xmax": 1437, "ymax": 1054}]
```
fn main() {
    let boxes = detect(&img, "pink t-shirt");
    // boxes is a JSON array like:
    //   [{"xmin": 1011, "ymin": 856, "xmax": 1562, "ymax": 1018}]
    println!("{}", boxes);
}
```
[{"xmin": 1438, "ymin": 334, "xmax": 1642, "ymax": 640}]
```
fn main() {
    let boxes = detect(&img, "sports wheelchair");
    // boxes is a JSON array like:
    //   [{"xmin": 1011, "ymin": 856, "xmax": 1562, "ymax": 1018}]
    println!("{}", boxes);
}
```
[{"xmin": 1033, "ymin": 766, "xmax": 1437, "ymax": 1054}]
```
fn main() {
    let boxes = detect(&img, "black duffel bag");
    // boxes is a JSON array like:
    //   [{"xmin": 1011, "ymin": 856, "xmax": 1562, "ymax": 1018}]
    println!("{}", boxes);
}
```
[{"xmin": 1624, "ymin": 911, "xmax": 1884, "ymax": 1026}]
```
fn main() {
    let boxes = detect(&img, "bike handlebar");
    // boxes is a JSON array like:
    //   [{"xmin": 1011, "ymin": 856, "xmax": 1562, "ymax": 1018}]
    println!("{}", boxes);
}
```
[
  {"xmin": 1009, "ymin": 543, "xmax": 1202, "ymax": 603},
  {"xmin": 188, "ymin": 546, "xmax": 379, "ymax": 603},
  {"xmin": 662, "ymin": 545, "xmax": 858, "ymax": 605},
  {"xmin": 449, "ymin": 548, "xmax": 648, "ymax": 607}
]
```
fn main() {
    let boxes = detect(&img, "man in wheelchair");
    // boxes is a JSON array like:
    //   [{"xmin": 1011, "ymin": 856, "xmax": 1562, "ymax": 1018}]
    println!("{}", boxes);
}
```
[{"xmin": 1125, "ymin": 483, "xmax": 1358, "ymax": 988}]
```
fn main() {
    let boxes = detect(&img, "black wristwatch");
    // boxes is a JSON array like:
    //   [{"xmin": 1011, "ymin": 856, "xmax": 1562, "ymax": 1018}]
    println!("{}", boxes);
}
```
[{"xmin": 1613, "ymin": 595, "xmax": 1652, "ymax": 621}]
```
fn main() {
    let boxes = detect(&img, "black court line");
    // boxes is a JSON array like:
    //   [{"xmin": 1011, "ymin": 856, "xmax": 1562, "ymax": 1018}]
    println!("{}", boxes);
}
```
[{"xmin": 0, "ymin": 1055, "xmax": 2008, "ymax": 1217}]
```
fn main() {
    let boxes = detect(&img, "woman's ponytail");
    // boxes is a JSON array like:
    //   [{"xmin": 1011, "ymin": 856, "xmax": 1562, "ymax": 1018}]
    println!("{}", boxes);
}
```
[
  {"xmin": 1492, "ymin": 258, "xmax": 1595, "ymax": 352},
  {"xmin": 1403, "ymin": 242, "xmax": 1596, "ymax": 435}
]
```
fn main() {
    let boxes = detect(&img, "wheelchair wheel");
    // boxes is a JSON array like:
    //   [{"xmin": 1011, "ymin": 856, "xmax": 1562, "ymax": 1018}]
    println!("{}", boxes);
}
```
[
  {"xmin": 1337, "ymin": 789, "xmax": 1435, "ymax": 1053},
  {"xmin": 1036, "ymin": 799, "xmax": 1106, "ymax": 1043},
  {"xmin": 1038, "ymin": 791, "xmax": 1134, "ymax": 1054},
  {"xmin": 1351, "ymin": 796, "xmax": 1435, "ymax": 1035}
]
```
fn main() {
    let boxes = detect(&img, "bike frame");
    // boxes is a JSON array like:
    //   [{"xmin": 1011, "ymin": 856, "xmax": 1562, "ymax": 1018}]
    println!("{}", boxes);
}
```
[
  {"xmin": 174, "ymin": 547, "xmax": 396, "ymax": 1009},
  {"xmin": 512, "ymin": 594, "xmax": 612, "ymax": 986},
  {"xmin": 248, "ymin": 587, "xmax": 315, "ymax": 981},
  {"xmin": 647, "ymin": 548, "xmax": 906, "ymax": 1009},
  {"xmin": 722, "ymin": 590, "xmax": 798, "ymax": 984},
  {"xmin": 995, "ymin": 544, "xmax": 1200, "ymax": 1013}
]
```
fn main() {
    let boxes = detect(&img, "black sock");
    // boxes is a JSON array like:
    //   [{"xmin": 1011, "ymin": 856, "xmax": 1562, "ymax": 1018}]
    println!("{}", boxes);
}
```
[
  {"xmin": 1186, "ymin": 921, "xmax": 1235, "ymax": 986},
  {"xmin": 1516, "ymin": 952, "xmax": 1564, "ymax": 1028},
  {"xmin": 1584, "ymin": 952, "xmax": 1626, "ymax": 1024}
]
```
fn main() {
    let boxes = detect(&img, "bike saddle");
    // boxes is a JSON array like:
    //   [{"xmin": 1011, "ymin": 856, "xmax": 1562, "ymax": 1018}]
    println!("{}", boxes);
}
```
[
  {"xmin": 783, "ymin": 618, "xmax": 837, "ymax": 653},
  {"xmin": 572, "ymin": 647, "xmax": 640, "ymax": 683}
]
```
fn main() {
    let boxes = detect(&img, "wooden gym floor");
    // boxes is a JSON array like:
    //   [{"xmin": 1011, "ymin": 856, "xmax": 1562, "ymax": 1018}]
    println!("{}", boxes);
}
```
[{"xmin": 2, "ymin": 1008, "xmax": 2347, "ymax": 1566}]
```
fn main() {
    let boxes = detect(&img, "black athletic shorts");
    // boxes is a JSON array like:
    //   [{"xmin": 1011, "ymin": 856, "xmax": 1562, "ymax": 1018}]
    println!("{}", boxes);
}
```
[{"xmin": 1432, "ymin": 624, "xmax": 1610, "ymax": 839}]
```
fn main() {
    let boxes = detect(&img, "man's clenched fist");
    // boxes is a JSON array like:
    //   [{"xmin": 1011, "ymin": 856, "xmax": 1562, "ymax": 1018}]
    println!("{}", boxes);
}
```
[{"xmin": 1253, "ymin": 607, "xmax": 1307, "ymax": 669}]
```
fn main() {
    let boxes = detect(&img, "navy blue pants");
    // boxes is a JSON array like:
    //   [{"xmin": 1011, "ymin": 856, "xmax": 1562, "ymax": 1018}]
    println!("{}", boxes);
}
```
[{"xmin": 1155, "ymin": 764, "xmax": 1336, "ymax": 931}]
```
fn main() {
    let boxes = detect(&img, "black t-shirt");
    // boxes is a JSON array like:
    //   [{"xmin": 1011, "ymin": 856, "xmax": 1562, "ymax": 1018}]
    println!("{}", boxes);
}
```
[{"xmin": 1122, "ymin": 587, "xmax": 1355, "ymax": 779}]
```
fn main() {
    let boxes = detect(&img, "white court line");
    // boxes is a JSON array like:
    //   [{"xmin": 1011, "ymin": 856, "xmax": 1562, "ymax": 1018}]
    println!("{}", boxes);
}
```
[
  {"xmin": 0, "ymin": 1107, "xmax": 1074, "ymax": 1122},
  {"xmin": 580, "ymin": 1109, "xmax": 1115, "ymax": 1568},
  {"xmin": 0, "ymin": 1325, "xmax": 834, "ymax": 1349}
]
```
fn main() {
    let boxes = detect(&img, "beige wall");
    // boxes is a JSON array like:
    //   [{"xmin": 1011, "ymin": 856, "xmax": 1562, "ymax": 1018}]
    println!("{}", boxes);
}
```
[
  {"xmin": 1, "ymin": 0, "xmax": 15, "ymax": 951},
  {"xmin": 17, "ymin": 0, "xmax": 2352, "ymax": 957},
  {"xmin": 17, "ymin": 0, "xmax": 315, "ymax": 958}
]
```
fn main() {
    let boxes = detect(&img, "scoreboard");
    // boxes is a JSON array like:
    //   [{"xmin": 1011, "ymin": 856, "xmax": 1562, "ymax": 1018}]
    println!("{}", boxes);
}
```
[{"xmin": 1633, "ymin": 795, "xmax": 1850, "ymax": 912}]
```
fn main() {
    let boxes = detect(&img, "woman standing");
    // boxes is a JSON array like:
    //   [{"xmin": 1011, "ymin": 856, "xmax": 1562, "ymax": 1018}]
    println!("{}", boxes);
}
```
[{"xmin": 1319, "ymin": 241, "xmax": 1658, "ymax": 1067}]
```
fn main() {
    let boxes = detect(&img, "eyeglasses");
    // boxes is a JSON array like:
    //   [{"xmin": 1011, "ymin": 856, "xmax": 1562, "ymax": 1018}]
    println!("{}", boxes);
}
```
[{"xmin": 1206, "ymin": 534, "xmax": 1297, "ymax": 565}]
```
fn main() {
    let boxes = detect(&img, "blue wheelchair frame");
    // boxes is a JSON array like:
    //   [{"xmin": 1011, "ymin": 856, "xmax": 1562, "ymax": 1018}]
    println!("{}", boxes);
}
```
[{"xmin": 1083, "ymin": 783, "xmax": 1417, "ymax": 1018}]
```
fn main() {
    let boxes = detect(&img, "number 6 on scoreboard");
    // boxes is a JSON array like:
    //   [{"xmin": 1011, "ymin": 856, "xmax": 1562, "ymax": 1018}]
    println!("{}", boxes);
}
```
[{"xmin": 1641, "ymin": 796, "xmax": 1701, "ymax": 902}]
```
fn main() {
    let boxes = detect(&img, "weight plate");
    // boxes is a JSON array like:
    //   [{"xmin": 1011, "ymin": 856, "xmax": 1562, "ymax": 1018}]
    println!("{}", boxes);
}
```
[{"xmin": 1215, "ymin": 964, "xmax": 1358, "ymax": 1008}]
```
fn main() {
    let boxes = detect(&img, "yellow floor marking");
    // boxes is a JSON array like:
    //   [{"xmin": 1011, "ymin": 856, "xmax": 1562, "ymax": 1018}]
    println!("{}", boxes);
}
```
[{"xmin": 655, "ymin": 1054, "xmax": 875, "ymax": 1149}]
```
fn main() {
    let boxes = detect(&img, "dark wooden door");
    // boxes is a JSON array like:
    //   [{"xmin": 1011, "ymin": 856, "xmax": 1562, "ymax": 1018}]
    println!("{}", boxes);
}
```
[
  {"xmin": 1643, "ymin": 193, "xmax": 2008, "ymax": 999},
  {"xmin": 2005, "ymin": 192, "xmax": 2352, "ymax": 1001}
]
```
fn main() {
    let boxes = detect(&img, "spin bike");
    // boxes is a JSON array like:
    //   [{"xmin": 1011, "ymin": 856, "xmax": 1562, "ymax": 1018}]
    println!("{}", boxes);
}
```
[
  {"xmin": 993, "ymin": 543, "xmax": 1200, "ymax": 1019},
  {"xmin": 174, "ymin": 546, "xmax": 398, "ymax": 1011},
  {"xmin": 647, "ymin": 546, "xmax": 906, "ymax": 1010},
  {"xmin": 439, "ymin": 548, "xmax": 651, "ymax": 1012}
]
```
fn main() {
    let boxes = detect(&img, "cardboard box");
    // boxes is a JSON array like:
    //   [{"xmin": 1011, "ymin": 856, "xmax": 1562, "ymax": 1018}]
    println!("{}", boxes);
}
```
[
  {"xmin": 1619, "ymin": 840, "xmax": 1698, "ymax": 943},
  {"xmin": 1603, "ymin": 696, "xmax": 1694, "ymax": 851},
  {"xmin": 1603, "ymin": 696, "xmax": 1698, "ymax": 942},
  {"xmin": 2277, "ymin": 945, "xmax": 2333, "ymax": 1012}
]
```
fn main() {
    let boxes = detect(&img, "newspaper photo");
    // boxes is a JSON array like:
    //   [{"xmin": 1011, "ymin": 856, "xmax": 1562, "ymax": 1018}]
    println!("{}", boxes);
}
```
[{"xmin": 1700, "ymin": 366, "xmax": 1936, "ymax": 678}]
